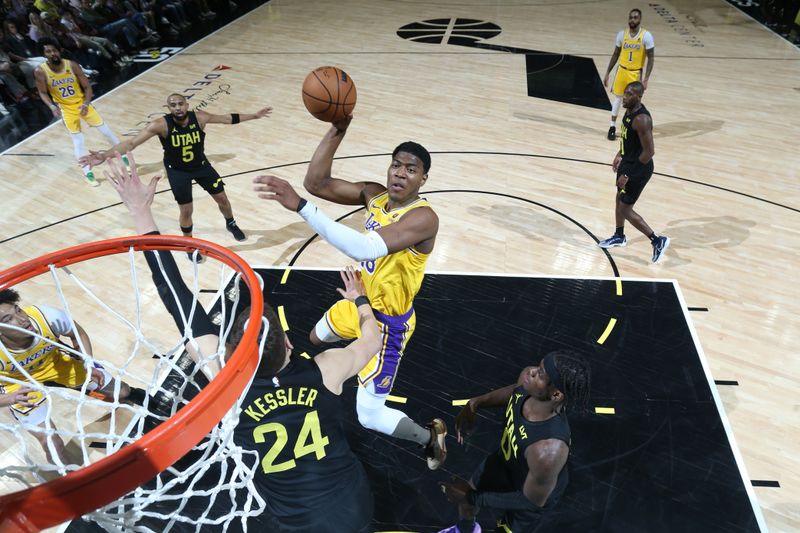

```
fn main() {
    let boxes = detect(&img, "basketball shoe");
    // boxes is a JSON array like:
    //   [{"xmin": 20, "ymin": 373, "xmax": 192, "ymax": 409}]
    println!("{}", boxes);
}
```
[
  {"xmin": 425, "ymin": 418, "xmax": 447, "ymax": 470},
  {"xmin": 226, "ymin": 221, "xmax": 246, "ymax": 241},
  {"xmin": 84, "ymin": 171, "xmax": 100, "ymax": 187},
  {"xmin": 437, "ymin": 525, "xmax": 481, "ymax": 533},
  {"xmin": 598, "ymin": 234, "xmax": 626, "ymax": 248},
  {"xmin": 607, "ymin": 125, "xmax": 616, "ymax": 140},
  {"xmin": 652, "ymin": 236, "xmax": 670, "ymax": 263}
]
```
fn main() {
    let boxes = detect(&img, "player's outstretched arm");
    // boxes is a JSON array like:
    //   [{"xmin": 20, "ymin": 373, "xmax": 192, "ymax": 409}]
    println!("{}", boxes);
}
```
[
  {"xmin": 253, "ymin": 174, "xmax": 389, "ymax": 261},
  {"xmin": 303, "ymin": 115, "xmax": 386, "ymax": 206},
  {"xmin": 314, "ymin": 267, "xmax": 381, "ymax": 395},
  {"xmin": 81, "ymin": 120, "xmax": 164, "ymax": 168},
  {"xmin": 106, "ymin": 152, "xmax": 221, "ymax": 375},
  {"xmin": 454, "ymin": 382, "xmax": 518, "ymax": 444},
  {"xmin": 197, "ymin": 107, "xmax": 273, "ymax": 126}
]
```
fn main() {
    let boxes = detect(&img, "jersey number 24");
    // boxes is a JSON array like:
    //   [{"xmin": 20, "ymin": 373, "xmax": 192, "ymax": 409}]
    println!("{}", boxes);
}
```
[{"xmin": 253, "ymin": 410, "xmax": 330, "ymax": 474}]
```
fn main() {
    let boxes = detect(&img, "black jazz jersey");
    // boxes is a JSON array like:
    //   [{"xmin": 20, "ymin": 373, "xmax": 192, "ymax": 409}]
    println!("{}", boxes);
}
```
[
  {"xmin": 160, "ymin": 112, "xmax": 208, "ymax": 170},
  {"xmin": 619, "ymin": 104, "xmax": 651, "ymax": 163},
  {"xmin": 496, "ymin": 386, "xmax": 571, "ymax": 507},
  {"xmin": 234, "ymin": 356, "xmax": 369, "ymax": 526}
]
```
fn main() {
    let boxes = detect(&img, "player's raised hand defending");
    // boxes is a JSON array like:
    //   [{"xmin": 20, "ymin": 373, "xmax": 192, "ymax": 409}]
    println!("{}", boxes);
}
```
[
  {"xmin": 252, "ymin": 175, "xmax": 303, "ymax": 211},
  {"xmin": 105, "ymin": 152, "xmax": 161, "ymax": 234},
  {"xmin": 336, "ymin": 266, "xmax": 366, "ymax": 302}
]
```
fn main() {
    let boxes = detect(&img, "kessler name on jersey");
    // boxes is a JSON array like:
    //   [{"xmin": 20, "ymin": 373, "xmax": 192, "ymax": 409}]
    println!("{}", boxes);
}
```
[{"xmin": 243, "ymin": 387, "xmax": 319, "ymax": 421}]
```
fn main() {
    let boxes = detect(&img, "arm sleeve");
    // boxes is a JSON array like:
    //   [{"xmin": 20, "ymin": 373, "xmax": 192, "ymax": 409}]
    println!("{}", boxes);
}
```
[
  {"xmin": 38, "ymin": 305, "xmax": 75, "ymax": 337},
  {"xmin": 615, "ymin": 30, "xmax": 624, "ymax": 47},
  {"xmin": 644, "ymin": 31, "xmax": 654, "ymax": 49},
  {"xmin": 475, "ymin": 490, "xmax": 543, "ymax": 512},
  {"xmin": 298, "ymin": 200, "xmax": 389, "ymax": 261},
  {"xmin": 142, "ymin": 232, "xmax": 217, "ymax": 338}
]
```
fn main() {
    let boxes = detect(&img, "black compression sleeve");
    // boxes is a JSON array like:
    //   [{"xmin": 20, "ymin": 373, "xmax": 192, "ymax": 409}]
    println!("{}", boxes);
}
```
[
  {"xmin": 475, "ymin": 490, "xmax": 542, "ymax": 512},
  {"xmin": 142, "ymin": 232, "xmax": 216, "ymax": 338}
]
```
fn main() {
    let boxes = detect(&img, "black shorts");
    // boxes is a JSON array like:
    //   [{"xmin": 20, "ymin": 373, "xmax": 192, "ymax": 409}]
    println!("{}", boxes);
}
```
[
  {"xmin": 165, "ymin": 160, "xmax": 224, "ymax": 205},
  {"xmin": 471, "ymin": 453, "xmax": 544, "ymax": 532},
  {"xmin": 617, "ymin": 159, "xmax": 654, "ymax": 205}
]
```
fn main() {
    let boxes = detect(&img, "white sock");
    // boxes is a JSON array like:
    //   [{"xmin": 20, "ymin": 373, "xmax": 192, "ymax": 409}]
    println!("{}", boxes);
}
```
[{"xmin": 95, "ymin": 123, "xmax": 120, "ymax": 145}]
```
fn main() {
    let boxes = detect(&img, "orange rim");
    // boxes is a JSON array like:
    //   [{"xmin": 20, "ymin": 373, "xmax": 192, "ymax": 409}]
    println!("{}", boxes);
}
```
[{"xmin": 0, "ymin": 235, "xmax": 263, "ymax": 533}]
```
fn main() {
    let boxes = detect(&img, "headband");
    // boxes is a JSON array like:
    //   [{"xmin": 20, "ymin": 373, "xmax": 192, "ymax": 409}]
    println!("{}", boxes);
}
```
[{"xmin": 542, "ymin": 352, "xmax": 564, "ymax": 392}]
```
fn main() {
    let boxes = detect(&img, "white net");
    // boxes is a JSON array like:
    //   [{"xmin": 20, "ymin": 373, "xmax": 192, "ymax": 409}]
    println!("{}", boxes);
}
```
[{"xmin": 0, "ymin": 244, "xmax": 267, "ymax": 532}]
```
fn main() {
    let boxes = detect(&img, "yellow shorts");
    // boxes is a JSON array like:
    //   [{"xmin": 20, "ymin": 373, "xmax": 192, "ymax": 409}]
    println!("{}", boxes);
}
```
[
  {"xmin": 60, "ymin": 103, "xmax": 103, "ymax": 133},
  {"xmin": 322, "ymin": 299, "xmax": 416, "ymax": 394},
  {"xmin": 3, "ymin": 355, "xmax": 99, "ymax": 424},
  {"xmin": 612, "ymin": 67, "xmax": 642, "ymax": 96}
]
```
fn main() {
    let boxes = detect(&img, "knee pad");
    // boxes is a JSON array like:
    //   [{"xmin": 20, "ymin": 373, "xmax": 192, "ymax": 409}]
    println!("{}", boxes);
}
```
[{"xmin": 355, "ymin": 384, "xmax": 405, "ymax": 434}]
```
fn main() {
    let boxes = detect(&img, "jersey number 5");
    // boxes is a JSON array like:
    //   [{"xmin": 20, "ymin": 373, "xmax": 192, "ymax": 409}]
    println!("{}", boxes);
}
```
[
  {"xmin": 181, "ymin": 145, "xmax": 194, "ymax": 163},
  {"xmin": 253, "ymin": 410, "xmax": 330, "ymax": 474}
]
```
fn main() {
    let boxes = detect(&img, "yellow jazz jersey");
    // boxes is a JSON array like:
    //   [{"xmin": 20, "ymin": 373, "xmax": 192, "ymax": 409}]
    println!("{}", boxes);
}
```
[
  {"xmin": 40, "ymin": 60, "xmax": 84, "ymax": 107},
  {"xmin": 619, "ymin": 28, "xmax": 648, "ymax": 70},
  {"xmin": 360, "ymin": 191, "xmax": 431, "ymax": 316}
]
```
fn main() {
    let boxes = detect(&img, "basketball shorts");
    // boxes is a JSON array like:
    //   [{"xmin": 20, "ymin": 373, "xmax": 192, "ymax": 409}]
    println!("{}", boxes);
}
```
[
  {"xmin": 617, "ymin": 159, "xmax": 654, "ymax": 204},
  {"xmin": 471, "ymin": 453, "xmax": 545, "ymax": 532},
  {"xmin": 60, "ymin": 103, "xmax": 103, "ymax": 133},
  {"xmin": 165, "ymin": 161, "xmax": 224, "ymax": 205},
  {"xmin": 314, "ymin": 299, "xmax": 415, "ymax": 395},
  {"xmin": 612, "ymin": 66, "xmax": 642, "ymax": 96},
  {"xmin": 269, "ymin": 462, "xmax": 373, "ymax": 532},
  {"xmin": 3, "ymin": 356, "xmax": 111, "ymax": 426}
]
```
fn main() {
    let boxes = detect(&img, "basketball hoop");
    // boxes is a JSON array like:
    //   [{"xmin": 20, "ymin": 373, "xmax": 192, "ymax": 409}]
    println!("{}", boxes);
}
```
[{"xmin": 0, "ymin": 235, "xmax": 264, "ymax": 532}]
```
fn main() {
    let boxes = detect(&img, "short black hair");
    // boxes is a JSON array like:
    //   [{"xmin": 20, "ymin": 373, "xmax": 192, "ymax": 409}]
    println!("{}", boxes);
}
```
[
  {"xmin": 228, "ymin": 303, "xmax": 287, "ymax": 377},
  {"xmin": 0, "ymin": 288, "xmax": 20, "ymax": 307},
  {"xmin": 39, "ymin": 37, "xmax": 59, "ymax": 54},
  {"xmin": 552, "ymin": 350, "xmax": 592, "ymax": 413},
  {"xmin": 630, "ymin": 8, "xmax": 642, "ymax": 16},
  {"xmin": 626, "ymin": 81, "xmax": 645, "ymax": 95},
  {"xmin": 392, "ymin": 141, "xmax": 431, "ymax": 174}
]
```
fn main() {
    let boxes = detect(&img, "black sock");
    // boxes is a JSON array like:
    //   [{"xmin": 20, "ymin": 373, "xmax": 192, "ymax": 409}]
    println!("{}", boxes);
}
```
[
  {"xmin": 225, "ymin": 217, "xmax": 235, "ymax": 226},
  {"xmin": 615, "ymin": 226, "xmax": 624, "ymax": 237},
  {"xmin": 649, "ymin": 232, "xmax": 658, "ymax": 243},
  {"xmin": 457, "ymin": 519, "xmax": 476, "ymax": 532}
]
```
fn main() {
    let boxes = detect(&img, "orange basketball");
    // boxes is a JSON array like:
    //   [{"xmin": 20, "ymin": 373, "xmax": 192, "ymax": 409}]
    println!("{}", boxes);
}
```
[{"xmin": 302, "ymin": 66, "xmax": 357, "ymax": 123}]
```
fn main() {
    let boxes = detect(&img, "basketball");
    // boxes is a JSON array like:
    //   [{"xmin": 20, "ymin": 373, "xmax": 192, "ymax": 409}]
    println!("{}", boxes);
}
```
[{"xmin": 301, "ymin": 66, "xmax": 357, "ymax": 123}]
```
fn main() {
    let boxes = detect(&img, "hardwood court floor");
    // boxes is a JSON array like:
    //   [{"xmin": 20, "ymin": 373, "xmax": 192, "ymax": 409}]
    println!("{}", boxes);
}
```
[{"xmin": 0, "ymin": 0, "xmax": 798, "ymax": 531}]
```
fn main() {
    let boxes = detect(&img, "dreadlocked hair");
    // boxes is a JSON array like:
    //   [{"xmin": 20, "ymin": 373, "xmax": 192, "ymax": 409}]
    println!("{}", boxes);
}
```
[{"xmin": 553, "ymin": 350, "xmax": 592, "ymax": 413}]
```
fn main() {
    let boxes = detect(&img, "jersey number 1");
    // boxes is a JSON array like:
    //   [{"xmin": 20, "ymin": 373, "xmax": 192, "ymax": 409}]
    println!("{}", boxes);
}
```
[{"xmin": 253, "ymin": 410, "xmax": 330, "ymax": 474}]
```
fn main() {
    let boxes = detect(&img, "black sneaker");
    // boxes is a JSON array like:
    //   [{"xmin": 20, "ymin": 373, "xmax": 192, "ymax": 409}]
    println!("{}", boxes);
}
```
[
  {"xmin": 227, "ymin": 222, "xmax": 246, "ymax": 241},
  {"xmin": 651, "ymin": 236, "xmax": 670, "ymax": 263},
  {"xmin": 607, "ymin": 126, "xmax": 616, "ymax": 140}
]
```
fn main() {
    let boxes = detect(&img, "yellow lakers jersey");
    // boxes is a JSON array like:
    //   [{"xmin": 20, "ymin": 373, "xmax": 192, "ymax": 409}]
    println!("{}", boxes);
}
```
[
  {"xmin": 0, "ymin": 306, "xmax": 64, "ymax": 379},
  {"xmin": 360, "ymin": 192, "xmax": 431, "ymax": 316},
  {"xmin": 40, "ymin": 61, "xmax": 84, "ymax": 106},
  {"xmin": 620, "ymin": 29, "xmax": 647, "ymax": 70}
]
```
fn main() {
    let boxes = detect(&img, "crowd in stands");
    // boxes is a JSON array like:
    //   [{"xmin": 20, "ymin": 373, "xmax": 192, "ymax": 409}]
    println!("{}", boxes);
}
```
[{"xmin": 0, "ymin": 0, "xmax": 240, "ymax": 148}]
